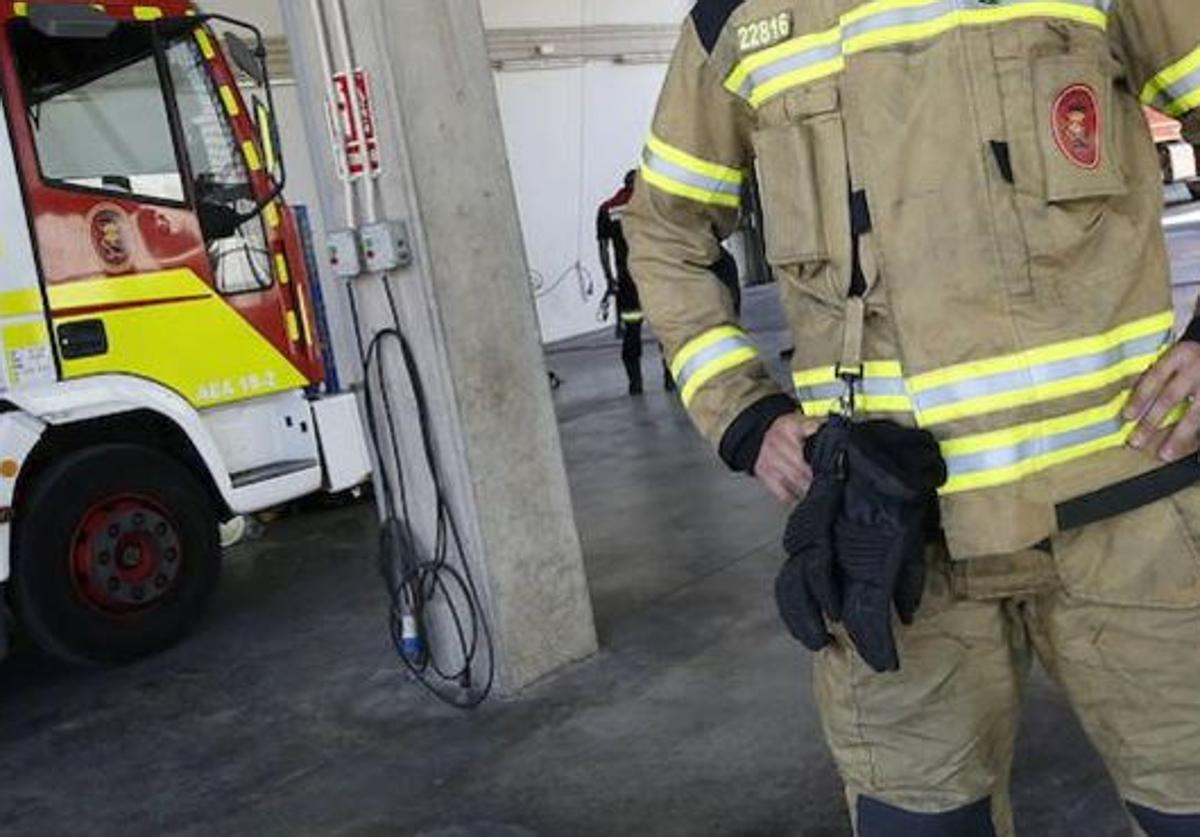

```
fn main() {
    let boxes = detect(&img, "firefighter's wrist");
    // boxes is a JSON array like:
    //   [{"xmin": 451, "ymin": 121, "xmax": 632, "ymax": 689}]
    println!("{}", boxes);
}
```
[{"xmin": 718, "ymin": 394, "xmax": 800, "ymax": 474}]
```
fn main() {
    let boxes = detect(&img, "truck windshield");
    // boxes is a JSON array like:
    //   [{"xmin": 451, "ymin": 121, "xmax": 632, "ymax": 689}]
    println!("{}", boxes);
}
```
[{"xmin": 11, "ymin": 21, "xmax": 189, "ymax": 203}]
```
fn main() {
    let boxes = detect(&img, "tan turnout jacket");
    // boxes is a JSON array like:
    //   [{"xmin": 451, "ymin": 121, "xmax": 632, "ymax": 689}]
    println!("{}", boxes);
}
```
[{"xmin": 627, "ymin": 0, "xmax": 1200, "ymax": 559}]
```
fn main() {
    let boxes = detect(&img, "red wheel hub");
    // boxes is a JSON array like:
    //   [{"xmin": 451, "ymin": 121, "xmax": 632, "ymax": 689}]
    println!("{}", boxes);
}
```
[{"xmin": 71, "ymin": 494, "xmax": 183, "ymax": 615}]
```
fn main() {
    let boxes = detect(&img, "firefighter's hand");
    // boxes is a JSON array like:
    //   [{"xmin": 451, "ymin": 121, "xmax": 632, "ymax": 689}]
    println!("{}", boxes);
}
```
[
  {"xmin": 755, "ymin": 414, "xmax": 823, "ymax": 504},
  {"xmin": 1125, "ymin": 341, "xmax": 1200, "ymax": 461}
]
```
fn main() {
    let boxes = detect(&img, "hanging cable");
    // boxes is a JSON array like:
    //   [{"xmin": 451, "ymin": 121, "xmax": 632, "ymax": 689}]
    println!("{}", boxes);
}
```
[{"xmin": 317, "ymin": 0, "xmax": 494, "ymax": 709}]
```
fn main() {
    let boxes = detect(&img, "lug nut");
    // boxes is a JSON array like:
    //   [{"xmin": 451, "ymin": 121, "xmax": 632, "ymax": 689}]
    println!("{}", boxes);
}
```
[
  {"xmin": 107, "ymin": 578, "xmax": 120, "ymax": 592},
  {"xmin": 155, "ymin": 575, "xmax": 169, "ymax": 589},
  {"xmin": 132, "ymin": 586, "xmax": 145, "ymax": 602}
]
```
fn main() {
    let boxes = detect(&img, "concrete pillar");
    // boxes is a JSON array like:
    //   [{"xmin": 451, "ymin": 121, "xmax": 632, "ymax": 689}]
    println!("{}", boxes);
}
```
[{"xmin": 280, "ymin": 0, "xmax": 597, "ymax": 693}]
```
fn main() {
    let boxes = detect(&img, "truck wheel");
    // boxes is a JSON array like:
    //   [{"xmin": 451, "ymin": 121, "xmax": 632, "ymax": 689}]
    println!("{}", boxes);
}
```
[{"xmin": 11, "ymin": 444, "xmax": 220, "ymax": 665}]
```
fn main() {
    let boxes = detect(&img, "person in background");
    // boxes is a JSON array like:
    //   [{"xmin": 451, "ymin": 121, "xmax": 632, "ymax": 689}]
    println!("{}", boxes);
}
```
[{"xmin": 598, "ymin": 170, "xmax": 674, "ymax": 395}]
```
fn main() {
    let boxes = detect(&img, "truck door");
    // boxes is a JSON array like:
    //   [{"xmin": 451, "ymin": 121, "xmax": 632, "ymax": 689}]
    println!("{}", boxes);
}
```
[{"xmin": 0, "ymin": 10, "xmax": 322, "ymax": 408}]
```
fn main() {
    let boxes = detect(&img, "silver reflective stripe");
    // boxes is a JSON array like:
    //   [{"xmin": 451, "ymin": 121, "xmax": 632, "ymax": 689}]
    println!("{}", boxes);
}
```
[
  {"xmin": 797, "ymin": 376, "xmax": 908, "ymax": 402},
  {"xmin": 944, "ymin": 416, "xmax": 1124, "ymax": 478},
  {"xmin": 843, "ymin": 1, "xmax": 954, "ymax": 42},
  {"xmin": 736, "ymin": 0, "xmax": 1113, "ymax": 101},
  {"xmin": 641, "ymin": 147, "xmax": 742, "ymax": 199},
  {"xmin": 676, "ymin": 335, "xmax": 756, "ymax": 391},
  {"xmin": 913, "ymin": 330, "xmax": 1170, "ymax": 413},
  {"xmin": 1161, "ymin": 65, "xmax": 1200, "ymax": 110},
  {"xmin": 740, "ymin": 42, "xmax": 842, "ymax": 98}
]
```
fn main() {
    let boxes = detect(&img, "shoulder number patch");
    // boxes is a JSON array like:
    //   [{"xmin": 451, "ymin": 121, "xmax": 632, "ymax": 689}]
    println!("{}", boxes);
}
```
[
  {"xmin": 737, "ymin": 12, "xmax": 792, "ymax": 53},
  {"xmin": 1052, "ymin": 83, "xmax": 1102, "ymax": 170}
]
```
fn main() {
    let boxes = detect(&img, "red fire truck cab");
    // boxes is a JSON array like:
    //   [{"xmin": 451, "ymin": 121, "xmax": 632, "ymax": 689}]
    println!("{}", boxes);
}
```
[{"xmin": 0, "ymin": 1, "xmax": 370, "ymax": 665}]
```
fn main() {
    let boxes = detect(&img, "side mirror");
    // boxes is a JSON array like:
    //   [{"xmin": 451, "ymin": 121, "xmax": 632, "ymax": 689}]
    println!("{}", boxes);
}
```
[
  {"xmin": 224, "ymin": 32, "xmax": 266, "ymax": 87},
  {"xmin": 29, "ymin": 4, "xmax": 118, "ymax": 39},
  {"xmin": 197, "ymin": 200, "xmax": 242, "ymax": 242}
]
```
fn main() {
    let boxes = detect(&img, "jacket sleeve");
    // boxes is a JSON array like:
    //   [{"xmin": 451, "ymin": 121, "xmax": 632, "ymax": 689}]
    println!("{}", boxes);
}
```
[
  {"xmin": 626, "ymin": 16, "xmax": 794, "ymax": 470},
  {"xmin": 1110, "ymin": 0, "xmax": 1200, "ymax": 143}
]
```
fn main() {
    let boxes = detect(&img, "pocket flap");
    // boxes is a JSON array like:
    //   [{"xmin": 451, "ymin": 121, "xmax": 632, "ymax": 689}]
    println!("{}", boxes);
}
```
[
  {"xmin": 752, "ymin": 124, "xmax": 827, "ymax": 266},
  {"xmin": 1033, "ymin": 57, "xmax": 1127, "ymax": 202}
]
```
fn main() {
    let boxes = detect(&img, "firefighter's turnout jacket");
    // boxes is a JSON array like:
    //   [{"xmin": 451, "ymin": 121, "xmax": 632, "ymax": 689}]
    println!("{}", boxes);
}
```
[{"xmin": 627, "ymin": 0, "xmax": 1200, "ymax": 559}]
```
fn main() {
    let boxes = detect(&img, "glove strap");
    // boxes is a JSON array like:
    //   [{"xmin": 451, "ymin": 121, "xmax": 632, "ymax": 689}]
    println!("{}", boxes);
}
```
[{"xmin": 836, "ymin": 296, "xmax": 866, "ymax": 418}]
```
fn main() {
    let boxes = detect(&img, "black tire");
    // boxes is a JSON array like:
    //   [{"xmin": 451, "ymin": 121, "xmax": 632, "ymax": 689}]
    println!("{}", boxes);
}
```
[{"xmin": 11, "ymin": 444, "xmax": 220, "ymax": 665}]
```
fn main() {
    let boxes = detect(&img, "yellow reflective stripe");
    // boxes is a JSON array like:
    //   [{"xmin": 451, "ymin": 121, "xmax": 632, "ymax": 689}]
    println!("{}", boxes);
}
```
[
  {"xmin": 907, "ymin": 312, "xmax": 1173, "ymax": 394},
  {"xmin": 681, "ymin": 347, "xmax": 759, "ymax": 406},
  {"xmin": 800, "ymin": 399, "xmax": 838, "ymax": 417},
  {"xmin": 727, "ymin": 26, "xmax": 842, "ymax": 93},
  {"xmin": 47, "ymin": 270, "xmax": 207, "ymax": 310},
  {"xmin": 243, "ymin": 140, "xmax": 262, "ymax": 172},
  {"xmin": 264, "ymin": 201, "xmax": 281, "ymax": 230},
  {"xmin": 285, "ymin": 311, "xmax": 301, "ymax": 343},
  {"xmin": 671, "ymin": 326, "xmax": 745, "ymax": 380},
  {"xmin": 274, "ymin": 254, "xmax": 291, "ymax": 286},
  {"xmin": 194, "ymin": 28, "xmax": 216, "ymax": 60},
  {"xmin": 916, "ymin": 348, "xmax": 1164, "ymax": 426},
  {"xmin": 749, "ymin": 57, "xmax": 846, "ymax": 108},
  {"xmin": 133, "ymin": 5, "xmax": 162, "ymax": 20},
  {"xmin": 729, "ymin": 0, "xmax": 1108, "ymax": 108},
  {"xmin": 671, "ymin": 326, "xmax": 759, "ymax": 407},
  {"xmin": 792, "ymin": 360, "xmax": 903, "ymax": 388},
  {"xmin": 220, "ymin": 85, "xmax": 241, "ymax": 117},
  {"xmin": 1141, "ymin": 44, "xmax": 1200, "ymax": 107},
  {"xmin": 939, "ymin": 393, "xmax": 1187, "ymax": 494},
  {"xmin": 645, "ymin": 135, "xmax": 743, "ymax": 186},
  {"xmin": 641, "ymin": 135, "xmax": 744, "ymax": 208},
  {"xmin": 0, "ymin": 288, "xmax": 44, "ymax": 317},
  {"xmin": 641, "ymin": 166, "xmax": 741, "ymax": 208},
  {"xmin": 12, "ymin": 2, "xmax": 27, "ymax": 16}
]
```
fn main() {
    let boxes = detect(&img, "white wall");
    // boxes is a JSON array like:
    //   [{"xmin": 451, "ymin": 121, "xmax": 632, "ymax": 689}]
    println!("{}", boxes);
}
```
[
  {"xmin": 497, "ymin": 62, "xmax": 669, "ymax": 342},
  {"xmin": 485, "ymin": 1, "xmax": 688, "ymax": 341},
  {"xmin": 482, "ymin": 0, "xmax": 690, "ymax": 28}
]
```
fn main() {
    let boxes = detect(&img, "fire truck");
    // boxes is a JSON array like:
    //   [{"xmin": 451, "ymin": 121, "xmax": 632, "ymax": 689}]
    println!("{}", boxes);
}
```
[
  {"xmin": 1146, "ymin": 106, "xmax": 1199, "ymax": 199},
  {"xmin": 0, "ymin": 1, "xmax": 370, "ymax": 664}
]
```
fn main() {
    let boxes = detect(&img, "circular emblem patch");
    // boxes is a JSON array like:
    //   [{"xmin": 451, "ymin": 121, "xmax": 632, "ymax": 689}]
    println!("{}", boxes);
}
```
[
  {"xmin": 88, "ymin": 205, "xmax": 132, "ymax": 271},
  {"xmin": 1052, "ymin": 83, "xmax": 1102, "ymax": 170}
]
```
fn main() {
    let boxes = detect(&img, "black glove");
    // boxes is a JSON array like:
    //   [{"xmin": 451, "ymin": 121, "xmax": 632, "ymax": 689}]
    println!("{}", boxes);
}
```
[
  {"xmin": 776, "ymin": 419, "xmax": 946, "ymax": 672},
  {"xmin": 834, "ymin": 421, "xmax": 946, "ymax": 672},
  {"xmin": 775, "ymin": 416, "xmax": 850, "ymax": 652}
]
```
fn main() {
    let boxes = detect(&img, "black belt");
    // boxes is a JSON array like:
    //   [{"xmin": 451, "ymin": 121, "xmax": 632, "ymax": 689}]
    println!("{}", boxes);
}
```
[{"xmin": 1055, "ymin": 457, "xmax": 1200, "ymax": 531}]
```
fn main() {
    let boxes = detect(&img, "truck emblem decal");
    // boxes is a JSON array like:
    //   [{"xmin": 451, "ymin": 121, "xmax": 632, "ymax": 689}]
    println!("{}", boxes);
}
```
[
  {"xmin": 89, "ymin": 206, "xmax": 132, "ymax": 271},
  {"xmin": 1052, "ymin": 83, "xmax": 1102, "ymax": 170}
]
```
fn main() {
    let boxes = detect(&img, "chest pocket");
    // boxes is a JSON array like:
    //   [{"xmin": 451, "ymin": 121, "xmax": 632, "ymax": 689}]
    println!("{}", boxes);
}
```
[
  {"xmin": 751, "ymin": 85, "xmax": 851, "ymax": 279},
  {"xmin": 1031, "ymin": 54, "xmax": 1127, "ymax": 203}
]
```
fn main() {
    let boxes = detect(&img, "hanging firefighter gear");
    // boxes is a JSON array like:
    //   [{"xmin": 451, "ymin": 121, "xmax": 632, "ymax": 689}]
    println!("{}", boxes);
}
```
[
  {"xmin": 779, "ymin": 417, "xmax": 945, "ymax": 672},
  {"xmin": 628, "ymin": 0, "xmax": 1200, "ymax": 831}
]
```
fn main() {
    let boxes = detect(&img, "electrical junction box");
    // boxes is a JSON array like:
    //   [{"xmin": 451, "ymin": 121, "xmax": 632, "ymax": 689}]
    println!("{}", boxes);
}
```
[
  {"xmin": 327, "ymin": 228, "xmax": 363, "ymax": 278},
  {"xmin": 361, "ymin": 220, "xmax": 413, "ymax": 272}
]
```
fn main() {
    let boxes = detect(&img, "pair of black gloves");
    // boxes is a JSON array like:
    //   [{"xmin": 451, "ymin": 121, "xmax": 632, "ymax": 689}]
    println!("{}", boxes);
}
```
[{"xmin": 776, "ymin": 417, "xmax": 947, "ymax": 673}]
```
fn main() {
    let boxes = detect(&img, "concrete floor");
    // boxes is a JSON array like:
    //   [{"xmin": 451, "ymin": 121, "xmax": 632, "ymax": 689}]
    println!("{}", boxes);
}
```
[{"xmin": 3, "ymin": 207, "xmax": 1200, "ymax": 836}]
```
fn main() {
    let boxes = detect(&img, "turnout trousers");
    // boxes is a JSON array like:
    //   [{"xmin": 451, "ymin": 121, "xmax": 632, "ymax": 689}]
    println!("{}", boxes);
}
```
[{"xmin": 814, "ymin": 486, "xmax": 1200, "ymax": 835}]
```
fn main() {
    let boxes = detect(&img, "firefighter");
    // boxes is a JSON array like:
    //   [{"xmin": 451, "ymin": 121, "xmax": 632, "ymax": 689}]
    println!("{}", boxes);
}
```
[
  {"xmin": 598, "ymin": 171, "xmax": 677, "ymax": 395},
  {"xmin": 627, "ymin": 1, "xmax": 1200, "ymax": 834}
]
